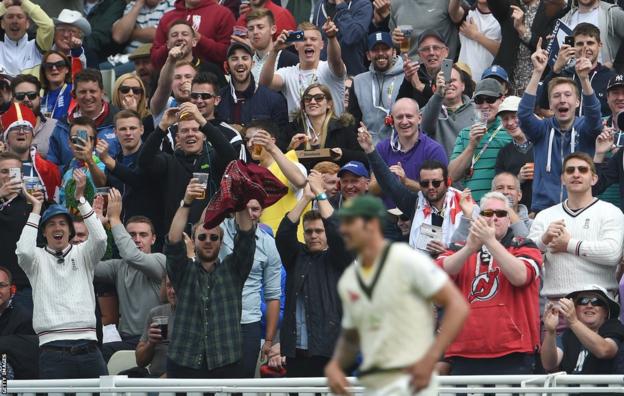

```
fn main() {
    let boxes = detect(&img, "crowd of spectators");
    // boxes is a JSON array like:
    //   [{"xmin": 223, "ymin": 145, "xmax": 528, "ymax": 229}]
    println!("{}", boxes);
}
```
[{"xmin": 1, "ymin": 0, "xmax": 624, "ymax": 382}]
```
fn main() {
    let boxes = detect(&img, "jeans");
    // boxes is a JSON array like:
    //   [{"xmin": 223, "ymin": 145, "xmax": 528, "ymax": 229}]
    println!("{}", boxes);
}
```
[
  {"xmin": 285, "ymin": 351, "xmax": 329, "ymax": 377},
  {"xmin": 239, "ymin": 321, "xmax": 262, "ymax": 378},
  {"xmin": 102, "ymin": 333, "xmax": 142, "ymax": 362},
  {"xmin": 39, "ymin": 340, "xmax": 108, "ymax": 379},
  {"xmin": 450, "ymin": 352, "xmax": 536, "ymax": 375}
]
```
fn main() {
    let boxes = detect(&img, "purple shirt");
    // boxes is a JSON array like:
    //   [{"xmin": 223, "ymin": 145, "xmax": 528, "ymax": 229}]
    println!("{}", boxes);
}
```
[{"xmin": 376, "ymin": 132, "xmax": 448, "ymax": 208}]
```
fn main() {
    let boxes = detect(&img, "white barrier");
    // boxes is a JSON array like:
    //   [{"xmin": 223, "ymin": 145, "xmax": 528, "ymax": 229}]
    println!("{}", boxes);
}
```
[{"xmin": 6, "ymin": 374, "xmax": 624, "ymax": 395}]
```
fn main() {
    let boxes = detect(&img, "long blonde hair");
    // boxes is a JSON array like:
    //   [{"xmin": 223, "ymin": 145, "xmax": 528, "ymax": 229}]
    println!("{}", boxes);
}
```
[{"xmin": 112, "ymin": 74, "xmax": 149, "ymax": 119}]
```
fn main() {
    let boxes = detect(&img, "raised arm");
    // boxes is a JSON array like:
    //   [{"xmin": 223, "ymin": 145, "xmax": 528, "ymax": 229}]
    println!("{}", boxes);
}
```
[
  {"xmin": 253, "ymin": 130, "xmax": 307, "ymax": 189},
  {"xmin": 21, "ymin": 0, "xmax": 54, "ymax": 52},
  {"xmin": 258, "ymin": 30, "xmax": 288, "ymax": 90},
  {"xmin": 541, "ymin": 302, "xmax": 564, "ymax": 371},
  {"xmin": 16, "ymin": 185, "xmax": 46, "ymax": 275},
  {"xmin": 323, "ymin": 18, "xmax": 346, "ymax": 78},
  {"xmin": 448, "ymin": 0, "xmax": 466, "ymax": 24},
  {"xmin": 421, "ymin": 75, "xmax": 445, "ymax": 137},
  {"xmin": 137, "ymin": 109, "xmax": 179, "ymax": 176},
  {"xmin": 112, "ymin": 1, "xmax": 142, "ymax": 45},
  {"xmin": 150, "ymin": 47, "xmax": 184, "ymax": 117},
  {"xmin": 332, "ymin": 0, "xmax": 372, "ymax": 47},
  {"xmin": 230, "ymin": 208, "xmax": 257, "ymax": 281}
]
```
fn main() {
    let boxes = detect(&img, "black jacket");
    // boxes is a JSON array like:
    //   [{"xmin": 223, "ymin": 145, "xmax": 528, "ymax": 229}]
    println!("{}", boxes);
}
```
[
  {"xmin": 396, "ymin": 66, "xmax": 435, "ymax": 109},
  {"xmin": 0, "ymin": 303, "xmax": 38, "ymax": 379},
  {"xmin": 593, "ymin": 139, "xmax": 624, "ymax": 212},
  {"xmin": 0, "ymin": 196, "xmax": 35, "ymax": 289},
  {"xmin": 276, "ymin": 215, "xmax": 353, "ymax": 358},
  {"xmin": 137, "ymin": 122, "xmax": 237, "ymax": 231}
]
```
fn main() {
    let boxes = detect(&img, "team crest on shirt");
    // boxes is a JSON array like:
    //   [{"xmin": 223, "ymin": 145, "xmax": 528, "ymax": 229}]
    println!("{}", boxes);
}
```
[
  {"xmin": 348, "ymin": 290, "xmax": 360, "ymax": 302},
  {"xmin": 468, "ymin": 267, "xmax": 500, "ymax": 303}
]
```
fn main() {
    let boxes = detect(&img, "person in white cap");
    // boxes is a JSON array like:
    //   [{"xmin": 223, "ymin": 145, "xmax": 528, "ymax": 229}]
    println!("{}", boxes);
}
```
[
  {"xmin": 52, "ymin": 9, "xmax": 91, "ymax": 70},
  {"xmin": 0, "ymin": 0, "xmax": 54, "ymax": 77}
]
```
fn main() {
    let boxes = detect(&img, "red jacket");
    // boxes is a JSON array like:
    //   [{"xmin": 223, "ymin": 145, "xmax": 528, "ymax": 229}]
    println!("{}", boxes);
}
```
[
  {"xmin": 436, "ymin": 233, "xmax": 543, "ymax": 359},
  {"xmin": 31, "ymin": 146, "xmax": 61, "ymax": 202},
  {"xmin": 151, "ymin": 0, "xmax": 236, "ymax": 70},
  {"xmin": 236, "ymin": 1, "xmax": 297, "ymax": 40}
]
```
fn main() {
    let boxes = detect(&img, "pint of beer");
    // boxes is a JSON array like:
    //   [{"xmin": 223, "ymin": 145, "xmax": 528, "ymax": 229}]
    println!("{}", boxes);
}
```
[{"xmin": 398, "ymin": 25, "xmax": 413, "ymax": 53}]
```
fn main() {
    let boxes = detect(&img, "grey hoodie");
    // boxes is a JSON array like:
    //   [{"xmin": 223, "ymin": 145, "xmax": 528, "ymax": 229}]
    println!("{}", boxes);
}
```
[
  {"xmin": 352, "ymin": 55, "xmax": 404, "ymax": 144},
  {"xmin": 421, "ymin": 93, "xmax": 475, "ymax": 157}
]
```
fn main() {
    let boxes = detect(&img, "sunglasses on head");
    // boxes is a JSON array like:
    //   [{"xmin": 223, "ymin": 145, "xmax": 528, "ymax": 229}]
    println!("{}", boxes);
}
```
[
  {"xmin": 43, "ymin": 61, "xmax": 67, "ymax": 70},
  {"xmin": 303, "ymin": 94, "xmax": 326, "ymax": 103},
  {"xmin": 190, "ymin": 92, "xmax": 215, "ymax": 100},
  {"xmin": 420, "ymin": 179, "xmax": 444, "ymax": 188},
  {"xmin": 197, "ymin": 233, "xmax": 220, "ymax": 242},
  {"xmin": 481, "ymin": 209, "xmax": 508, "ymax": 218},
  {"xmin": 474, "ymin": 96, "xmax": 500, "ymax": 105},
  {"xmin": 119, "ymin": 86, "xmax": 144, "ymax": 95},
  {"xmin": 564, "ymin": 165, "xmax": 590, "ymax": 175},
  {"xmin": 15, "ymin": 91, "xmax": 38, "ymax": 101},
  {"xmin": 575, "ymin": 296, "xmax": 607, "ymax": 308}
]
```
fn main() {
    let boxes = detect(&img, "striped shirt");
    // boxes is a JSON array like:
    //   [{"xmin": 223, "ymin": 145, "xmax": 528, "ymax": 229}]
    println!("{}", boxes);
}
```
[
  {"xmin": 123, "ymin": 0, "xmax": 175, "ymax": 54},
  {"xmin": 451, "ymin": 117, "xmax": 511, "ymax": 201}
]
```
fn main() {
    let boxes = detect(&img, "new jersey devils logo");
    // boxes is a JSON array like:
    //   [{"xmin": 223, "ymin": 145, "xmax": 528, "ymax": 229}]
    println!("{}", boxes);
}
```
[{"xmin": 468, "ymin": 267, "xmax": 500, "ymax": 303}]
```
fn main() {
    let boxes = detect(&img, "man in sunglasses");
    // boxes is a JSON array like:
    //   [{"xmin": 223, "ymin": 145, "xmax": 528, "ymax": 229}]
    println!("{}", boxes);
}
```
[
  {"xmin": 165, "ymin": 177, "xmax": 256, "ymax": 379},
  {"xmin": 436, "ymin": 191, "xmax": 543, "ymax": 375},
  {"xmin": 528, "ymin": 152, "xmax": 624, "ymax": 308},
  {"xmin": 541, "ymin": 285, "xmax": 624, "ymax": 374},
  {"xmin": 448, "ymin": 78, "xmax": 512, "ymax": 202}
]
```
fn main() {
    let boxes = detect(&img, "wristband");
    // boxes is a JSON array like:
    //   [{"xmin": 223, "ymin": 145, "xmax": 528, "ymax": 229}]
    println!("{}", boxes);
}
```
[{"xmin": 316, "ymin": 192, "xmax": 328, "ymax": 201}]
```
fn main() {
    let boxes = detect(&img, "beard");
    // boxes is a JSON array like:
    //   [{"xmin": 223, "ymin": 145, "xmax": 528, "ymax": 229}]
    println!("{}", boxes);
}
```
[{"xmin": 196, "ymin": 248, "xmax": 219, "ymax": 263}]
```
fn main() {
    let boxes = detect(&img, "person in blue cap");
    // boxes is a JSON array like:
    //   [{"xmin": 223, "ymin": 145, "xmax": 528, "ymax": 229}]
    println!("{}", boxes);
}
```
[
  {"xmin": 336, "ymin": 160, "xmax": 369, "ymax": 207},
  {"xmin": 481, "ymin": 65, "xmax": 511, "ymax": 96},
  {"xmin": 16, "ymin": 169, "xmax": 109, "ymax": 379}
]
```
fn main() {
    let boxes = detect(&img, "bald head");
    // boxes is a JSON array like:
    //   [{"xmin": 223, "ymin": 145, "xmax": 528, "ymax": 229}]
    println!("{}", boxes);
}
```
[
  {"xmin": 391, "ymin": 98, "xmax": 421, "ymax": 140},
  {"xmin": 392, "ymin": 98, "xmax": 420, "ymax": 116}
]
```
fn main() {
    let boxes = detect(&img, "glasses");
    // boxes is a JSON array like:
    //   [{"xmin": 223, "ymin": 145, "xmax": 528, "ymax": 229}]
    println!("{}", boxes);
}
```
[
  {"xmin": 575, "ymin": 296, "xmax": 607, "ymax": 308},
  {"xmin": 197, "ymin": 233, "xmax": 219, "ymax": 242},
  {"xmin": 481, "ymin": 209, "xmax": 508, "ymax": 218},
  {"xmin": 0, "ymin": 282, "xmax": 9, "ymax": 288},
  {"xmin": 398, "ymin": 214, "xmax": 410, "ymax": 222},
  {"xmin": 119, "ymin": 86, "xmax": 144, "ymax": 95},
  {"xmin": 15, "ymin": 91, "xmax": 38, "ymax": 101},
  {"xmin": 8, "ymin": 126, "xmax": 33, "ymax": 134},
  {"xmin": 474, "ymin": 96, "xmax": 500, "ymax": 105},
  {"xmin": 417, "ymin": 45, "xmax": 446, "ymax": 53},
  {"xmin": 43, "ymin": 61, "xmax": 68, "ymax": 70},
  {"xmin": 304, "ymin": 228, "xmax": 324, "ymax": 235},
  {"xmin": 420, "ymin": 179, "xmax": 444, "ymax": 188},
  {"xmin": 303, "ymin": 94, "xmax": 326, "ymax": 103},
  {"xmin": 190, "ymin": 92, "xmax": 215, "ymax": 100},
  {"xmin": 564, "ymin": 165, "xmax": 590, "ymax": 175}
]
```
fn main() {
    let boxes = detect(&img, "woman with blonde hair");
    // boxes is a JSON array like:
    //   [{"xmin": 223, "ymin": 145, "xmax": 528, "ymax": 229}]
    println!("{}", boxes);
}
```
[
  {"xmin": 112, "ymin": 73, "xmax": 150, "ymax": 119},
  {"xmin": 288, "ymin": 83, "xmax": 365, "ymax": 168}
]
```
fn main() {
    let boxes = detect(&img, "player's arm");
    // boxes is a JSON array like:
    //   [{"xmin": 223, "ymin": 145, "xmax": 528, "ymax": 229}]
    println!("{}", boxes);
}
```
[{"xmin": 325, "ymin": 328, "xmax": 359, "ymax": 396}]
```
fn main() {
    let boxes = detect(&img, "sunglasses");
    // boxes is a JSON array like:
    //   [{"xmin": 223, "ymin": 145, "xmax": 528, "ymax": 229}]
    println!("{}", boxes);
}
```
[
  {"xmin": 564, "ymin": 165, "xmax": 590, "ymax": 175},
  {"xmin": 197, "ymin": 233, "xmax": 220, "ymax": 242},
  {"xmin": 399, "ymin": 214, "xmax": 410, "ymax": 222},
  {"xmin": 474, "ymin": 96, "xmax": 500, "ymax": 105},
  {"xmin": 481, "ymin": 209, "xmax": 508, "ymax": 218},
  {"xmin": 303, "ymin": 94, "xmax": 326, "ymax": 103},
  {"xmin": 420, "ymin": 179, "xmax": 444, "ymax": 188},
  {"xmin": 119, "ymin": 86, "xmax": 144, "ymax": 95},
  {"xmin": 575, "ymin": 296, "xmax": 607, "ymax": 308},
  {"xmin": 190, "ymin": 92, "xmax": 216, "ymax": 100},
  {"xmin": 43, "ymin": 61, "xmax": 68, "ymax": 70},
  {"xmin": 15, "ymin": 91, "xmax": 38, "ymax": 101}
]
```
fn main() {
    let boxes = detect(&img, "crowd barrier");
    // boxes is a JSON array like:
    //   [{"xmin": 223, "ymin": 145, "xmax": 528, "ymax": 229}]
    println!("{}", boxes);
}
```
[{"xmin": 5, "ymin": 374, "xmax": 624, "ymax": 395}]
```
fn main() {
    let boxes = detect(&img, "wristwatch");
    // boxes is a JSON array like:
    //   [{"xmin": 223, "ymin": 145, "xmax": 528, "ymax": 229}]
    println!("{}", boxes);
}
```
[
  {"xmin": 78, "ymin": 196, "xmax": 87, "ymax": 205},
  {"xmin": 315, "ymin": 192, "xmax": 328, "ymax": 201},
  {"xmin": 180, "ymin": 199, "xmax": 192, "ymax": 208}
]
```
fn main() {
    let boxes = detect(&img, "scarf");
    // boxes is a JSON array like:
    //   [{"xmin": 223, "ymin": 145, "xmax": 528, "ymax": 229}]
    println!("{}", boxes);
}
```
[{"xmin": 409, "ymin": 187, "xmax": 463, "ymax": 248}]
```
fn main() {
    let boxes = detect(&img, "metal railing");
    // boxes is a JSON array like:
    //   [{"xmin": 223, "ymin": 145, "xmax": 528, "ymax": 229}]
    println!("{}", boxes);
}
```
[{"xmin": 5, "ymin": 374, "xmax": 624, "ymax": 395}]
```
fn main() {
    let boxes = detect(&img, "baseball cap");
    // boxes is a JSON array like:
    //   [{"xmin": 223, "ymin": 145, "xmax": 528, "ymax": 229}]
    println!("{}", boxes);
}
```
[
  {"xmin": 226, "ymin": 42, "xmax": 253, "ymax": 58},
  {"xmin": 338, "ymin": 161, "xmax": 369, "ymax": 178},
  {"xmin": 607, "ymin": 74, "xmax": 624, "ymax": 91},
  {"xmin": 417, "ymin": 29, "xmax": 446, "ymax": 49},
  {"xmin": 128, "ymin": 43, "xmax": 152, "ymax": 61},
  {"xmin": 367, "ymin": 31, "xmax": 393, "ymax": 51},
  {"xmin": 41, "ymin": 205, "xmax": 76, "ymax": 241},
  {"xmin": 337, "ymin": 195, "xmax": 386, "ymax": 219},
  {"xmin": 474, "ymin": 78, "xmax": 503, "ymax": 98},
  {"xmin": 566, "ymin": 284, "xmax": 620, "ymax": 319},
  {"xmin": 481, "ymin": 65, "xmax": 509, "ymax": 83},
  {"xmin": 54, "ymin": 9, "xmax": 92, "ymax": 36},
  {"xmin": 497, "ymin": 96, "xmax": 521, "ymax": 114}
]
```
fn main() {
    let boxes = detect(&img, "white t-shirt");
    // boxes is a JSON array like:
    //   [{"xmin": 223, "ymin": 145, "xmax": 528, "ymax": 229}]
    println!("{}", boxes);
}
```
[
  {"xmin": 338, "ymin": 242, "xmax": 448, "ymax": 391},
  {"xmin": 276, "ymin": 60, "xmax": 345, "ymax": 120},
  {"xmin": 458, "ymin": 9, "xmax": 502, "ymax": 82},
  {"xmin": 568, "ymin": 8, "xmax": 602, "ymax": 63}
]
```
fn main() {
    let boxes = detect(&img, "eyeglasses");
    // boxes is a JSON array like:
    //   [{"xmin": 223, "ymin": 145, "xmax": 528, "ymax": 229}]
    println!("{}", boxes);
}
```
[
  {"xmin": 418, "ymin": 45, "xmax": 446, "ymax": 53},
  {"xmin": 190, "ymin": 92, "xmax": 216, "ymax": 100},
  {"xmin": 303, "ymin": 94, "xmax": 326, "ymax": 103},
  {"xmin": 420, "ymin": 179, "xmax": 444, "ymax": 188},
  {"xmin": 8, "ymin": 126, "xmax": 33, "ymax": 134},
  {"xmin": 119, "ymin": 86, "xmax": 144, "ymax": 95},
  {"xmin": 197, "ymin": 233, "xmax": 220, "ymax": 242},
  {"xmin": 0, "ymin": 282, "xmax": 9, "ymax": 288},
  {"xmin": 304, "ymin": 228, "xmax": 325, "ymax": 235},
  {"xmin": 43, "ymin": 61, "xmax": 68, "ymax": 70},
  {"xmin": 480, "ymin": 209, "xmax": 508, "ymax": 218},
  {"xmin": 564, "ymin": 165, "xmax": 590, "ymax": 175},
  {"xmin": 474, "ymin": 96, "xmax": 501, "ymax": 105},
  {"xmin": 575, "ymin": 296, "xmax": 607, "ymax": 308},
  {"xmin": 15, "ymin": 91, "xmax": 38, "ymax": 101}
]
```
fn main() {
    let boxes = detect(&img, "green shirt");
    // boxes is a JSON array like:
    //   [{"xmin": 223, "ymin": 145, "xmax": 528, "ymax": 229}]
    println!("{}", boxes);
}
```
[{"xmin": 451, "ymin": 117, "xmax": 512, "ymax": 201}]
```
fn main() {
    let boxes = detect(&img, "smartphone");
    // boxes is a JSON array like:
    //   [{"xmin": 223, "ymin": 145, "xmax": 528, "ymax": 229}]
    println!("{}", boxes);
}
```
[
  {"xmin": 71, "ymin": 129, "xmax": 89, "ymax": 146},
  {"xmin": 8, "ymin": 167, "xmax": 21, "ymax": 181},
  {"xmin": 564, "ymin": 35, "xmax": 575, "ymax": 46},
  {"xmin": 615, "ymin": 132, "xmax": 624, "ymax": 148},
  {"xmin": 442, "ymin": 59, "xmax": 453, "ymax": 83},
  {"xmin": 285, "ymin": 31, "xmax": 304, "ymax": 43}
]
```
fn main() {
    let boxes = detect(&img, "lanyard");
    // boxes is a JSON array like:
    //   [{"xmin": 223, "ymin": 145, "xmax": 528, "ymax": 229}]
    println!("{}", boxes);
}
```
[
  {"xmin": 43, "ymin": 83, "xmax": 67, "ymax": 117},
  {"xmin": 298, "ymin": 66, "xmax": 318, "ymax": 96},
  {"xmin": 371, "ymin": 74, "xmax": 397, "ymax": 114},
  {"xmin": 469, "ymin": 124, "xmax": 503, "ymax": 175}
]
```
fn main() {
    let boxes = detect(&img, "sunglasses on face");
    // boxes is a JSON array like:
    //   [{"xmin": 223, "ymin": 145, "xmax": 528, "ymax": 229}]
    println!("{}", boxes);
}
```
[
  {"xmin": 398, "ymin": 214, "xmax": 410, "ymax": 222},
  {"xmin": 190, "ymin": 92, "xmax": 215, "ymax": 100},
  {"xmin": 15, "ymin": 91, "xmax": 38, "ymax": 101},
  {"xmin": 119, "ymin": 86, "xmax": 144, "ymax": 95},
  {"xmin": 43, "ymin": 61, "xmax": 68, "ymax": 70},
  {"xmin": 474, "ymin": 96, "xmax": 500, "ymax": 105},
  {"xmin": 420, "ymin": 179, "xmax": 444, "ymax": 188},
  {"xmin": 197, "ymin": 233, "xmax": 220, "ymax": 242},
  {"xmin": 564, "ymin": 165, "xmax": 590, "ymax": 175},
  {"xmin": 575, "ymin": 296, "xmax": 607, "ymax": 308},
  {"xmin": 481, "ymin": 209, "xmax": 508, "ymax": 218},
  {"xmin": 303, "ymin": 94, "xmax": 326, "ymax": 103}
]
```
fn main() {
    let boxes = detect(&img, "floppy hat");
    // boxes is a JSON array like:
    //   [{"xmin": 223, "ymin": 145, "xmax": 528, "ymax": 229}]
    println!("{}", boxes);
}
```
[{"xmin": 54, "ymin": 9, "xmax": 92, "ymax": 36}]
